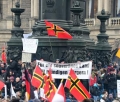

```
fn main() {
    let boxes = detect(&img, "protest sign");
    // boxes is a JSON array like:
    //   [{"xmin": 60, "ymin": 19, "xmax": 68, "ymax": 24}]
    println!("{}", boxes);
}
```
[
  {"xmin": 117, "ymin": 80, "xmax": 120, "ymax": 97},
  {"xmin": 22, "ymin": 38, "xmax": 38, "ymax": 53},
  {"xmin": 22, "ymin": 52, "xmax": 31, "ymax": 62},
  {"xmin": 36, "ymin": 60, "xmax": 92, "ymax": 79}
]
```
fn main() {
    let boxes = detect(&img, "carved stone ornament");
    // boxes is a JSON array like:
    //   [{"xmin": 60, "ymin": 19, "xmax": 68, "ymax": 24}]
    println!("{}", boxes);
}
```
[
  {"xmin": 11, "ymin": 30, "xmax": 24, "ymax": 38},
  {"xmin": 33, "ymin": 47, "xmax": 53, "ymax": 61},
  {"xmin": 60, "ymin": 47, "xmax": 112, "ymax": 66},
  {"xmin": 46, "ymin": 0, "xmax": 55, "ymax": 8},
  {"xmin": 7, "ymin": 46, "xmax": 22, "ymax": 61}
]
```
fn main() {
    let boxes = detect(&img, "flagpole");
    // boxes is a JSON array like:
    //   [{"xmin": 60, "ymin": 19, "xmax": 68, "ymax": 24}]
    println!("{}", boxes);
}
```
[
  {"xmin": 48, "ymin": 36, "xmax": 55, "ymax": 61},
  {"xmin": 4, "ymin": 85, "xmax": 7, "ymax": 100}
]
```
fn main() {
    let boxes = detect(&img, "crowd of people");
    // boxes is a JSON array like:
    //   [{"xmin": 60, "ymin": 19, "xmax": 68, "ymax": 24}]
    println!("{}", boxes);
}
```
[{"xmin": 0, "ymin": 58, "xmax": 120, "ymax": 102}]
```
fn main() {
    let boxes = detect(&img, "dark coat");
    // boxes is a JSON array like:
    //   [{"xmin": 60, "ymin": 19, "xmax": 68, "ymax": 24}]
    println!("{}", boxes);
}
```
[
  {"xmin": 21, "ymin": 86, "xmax": 26, "ymax": 100},
  {"xmin": 107, "ymin": 74, "xmax": 117, "ymax": 89},
  {"xmin": 14, "ymin": 81, "xmax": 22, "ymax": 92}
]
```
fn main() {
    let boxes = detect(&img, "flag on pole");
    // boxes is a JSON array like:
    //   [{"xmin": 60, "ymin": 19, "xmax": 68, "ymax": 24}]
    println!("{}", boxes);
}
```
[
  {"xmin": 48, "ymin": 68, "xmax": 57, "ymax": 91},
  {"xmin": 31, "ymin": 65, "xmax": 45, "ymax": 88},
  {"xmin": 11, "ymin": 83, "xmax": 16, "ymax": 98},
  {"xmin": 1, "ymin": 44, "xmax": 7, "ymax": 63},
  {"xmin": 45, "ymin": 20, "xmax": 72, "ymax": 39},
  {"xmin": 116, "ymin": 48, "xmax": 120, "ymax": 58},
  {"xmin": 44, "ymin": 76, "xmax": 56, "ymax": 102},
  {"xmin": 52, "ymin": 79, "xmax": 65, "ymax": 102},
  {"xmin": 65, "ymin": 68, "xmax": 90, "ymax": 101},
  {"xmin": 25, "ymin": 69, "xmax": 35, "ymax": 101}
]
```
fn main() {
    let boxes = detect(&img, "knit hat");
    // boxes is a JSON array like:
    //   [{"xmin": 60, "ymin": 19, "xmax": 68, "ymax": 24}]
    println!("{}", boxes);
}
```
[{"xmin": 10, "ymin": 76, "xmax": 14, "ymax": 80}]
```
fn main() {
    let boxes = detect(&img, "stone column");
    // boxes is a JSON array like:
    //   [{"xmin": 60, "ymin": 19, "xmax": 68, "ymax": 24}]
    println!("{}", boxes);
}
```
[
  {"xmin": 31, "ymin": 0, "xmax": 34, "ymax": 18},
  {"xmin": 7, "ymin": 0, "xmax": 13, "ymax": 29},
  {"xmin": 98, "ymin": 0, "xmax": 103, "ymax": 12},
  {"xmin": 34, "ymin": 0, "xmax": 39, "ymax": 18},
  {"xmin": 104, "ymin": 0, "xmax": 109, "ymax": 12}
]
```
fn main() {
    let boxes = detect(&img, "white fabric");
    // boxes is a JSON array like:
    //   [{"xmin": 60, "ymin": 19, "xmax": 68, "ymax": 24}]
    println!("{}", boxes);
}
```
[
  {"xmin": 11, "ymin": 83, "xmax": 16, "ymax": 98},
  {"xmin": 39, "ymin": 88, "xmax": 45, "ymax": 99},
  {"xmin": 23, "ymin": 32, "xmax": 32, "ymax": 38},
  {"xmin": 34, "ymin": 90, "xmax": 38, "ymax": 99},
  {"xmin": 37, "ymin": 60, "xmax": 92, "ymax": 79},
  {"xmin": 52, "ymin": 83, "xmax": 65, "ymax": 102},
  {"xmin": 100, "ymin": 99, "xmax": 105, "ymax": 102}
]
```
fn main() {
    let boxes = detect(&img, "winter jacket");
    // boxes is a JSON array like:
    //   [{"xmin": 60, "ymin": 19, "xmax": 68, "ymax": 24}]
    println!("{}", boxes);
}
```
[
  {"xmin": 107, "ymin": 74, "xmax": 117, "ymax": 89},
  {"xmin": 14, "ymin": 81, "xmax": 22, "ymax": 92}
]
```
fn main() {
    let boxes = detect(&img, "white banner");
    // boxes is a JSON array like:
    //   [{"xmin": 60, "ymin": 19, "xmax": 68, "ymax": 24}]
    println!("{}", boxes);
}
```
[
  {"xmin": 22, "ymin": 38, "xmax": 38, "ymax": 53},
  {"xmin": 117, "ymin": 80, "xmax": 120, "ymax": 97},
  {"xmin": 36, "ymin": 60, "xmax": 92, "ymax": 79}
]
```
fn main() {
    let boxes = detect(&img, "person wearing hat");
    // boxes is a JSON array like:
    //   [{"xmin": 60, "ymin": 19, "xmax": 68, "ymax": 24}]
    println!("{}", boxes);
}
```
[
  {"xmin": 56, "ymin": 59, "xmax": 59, "ymax": 63},
  {"xmin": 107, "ymin": 68, "xmax": 117, "ymax": 98}
]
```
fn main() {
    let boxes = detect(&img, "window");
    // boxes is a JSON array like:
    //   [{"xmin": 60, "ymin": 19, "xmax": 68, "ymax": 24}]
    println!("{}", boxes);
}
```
[
  {"xmin": 112, "ymin": 0, "xmax": 120, "ymax": 17},
  {"xmin": 89, "ymin": 0, "xmax": 98, "ymax": 18},
  {"xmin": 0, "ymin": 0, "xmax": 2, "ymax": 19}
]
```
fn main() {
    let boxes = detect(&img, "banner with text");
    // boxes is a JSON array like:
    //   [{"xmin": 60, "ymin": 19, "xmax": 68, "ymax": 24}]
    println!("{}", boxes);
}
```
[{"xmin": 36, "ymin": 60, "xmax": 92, "ymax": 79}]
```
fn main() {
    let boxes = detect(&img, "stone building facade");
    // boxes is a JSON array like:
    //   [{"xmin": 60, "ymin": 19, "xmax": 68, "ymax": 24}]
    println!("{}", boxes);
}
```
[{"xmin": 0, "ymin": 0, "xmax": 120, "ymax": 54}]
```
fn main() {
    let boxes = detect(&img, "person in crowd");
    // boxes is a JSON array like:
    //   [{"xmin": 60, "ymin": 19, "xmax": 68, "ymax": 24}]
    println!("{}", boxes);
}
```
[
  {"xmin": 21, "ymin": 81, "xmax": 26, "ymax": 100},
  {"xmin": 56, "ymin": 59, "xmax": 59, "ymax": 63},
  {"xmin": 102, "ymin": 69, "xmax": 108, "ymax": 92},
  {"xmin": 107, "ymin": 63, "xmax": 113, "ymax": 73},
  {"xmin": 0, "ymin": 63, "xmax": 6, "ymax": 79},
  {"xmin": 100, "ymin": 91, "xmax": 108, "ymax": 102},
  {"xmin": 14, "ymin": 77, "xmax": 21, "ymax": 93},
  {"xmin": 107, "ymin": 68, "xmax": 117, "ymax": 98},
  {"xmin": 6, "ymin": 76, "xmax": 15, "ymax": 96},
  {"xmin": 107, "ymin": 94, "xmax": 114, "ymax": 102},
  {"xmin": 17, "ymin": 60, "xmax": 22, "ymax": 77}
]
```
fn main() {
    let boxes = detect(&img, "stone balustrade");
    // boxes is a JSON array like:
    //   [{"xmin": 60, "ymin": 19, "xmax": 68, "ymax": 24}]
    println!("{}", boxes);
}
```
[
  {"xmin": 108, "ymin": 17, "xmax": 120, "ymax": 26},
  {"xmin": 84, "ymin": 18, "xmax": 95, "ymax": 26},
  {"xmin": 85, "ymin": 17, "xmax": 120, "ymax": 27}
]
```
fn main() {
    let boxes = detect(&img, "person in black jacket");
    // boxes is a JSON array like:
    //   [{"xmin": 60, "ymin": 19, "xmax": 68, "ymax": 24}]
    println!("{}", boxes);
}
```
[
  {"xmin": 14, "ymin": 77, "xmax": 21, "ymax": 93},
  {"xmin": 107, "ymin": 68, "xmax": 117, "ymax": 98},
  {"xmin": 21, "ymin": 81, "xmax": 26, "ymax": 100}
]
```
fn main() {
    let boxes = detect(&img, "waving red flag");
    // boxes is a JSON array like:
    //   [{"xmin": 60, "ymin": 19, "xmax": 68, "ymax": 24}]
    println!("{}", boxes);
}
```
[
  {"xmin": 45, "ymin": 20, "xmax": 72, "ymax": 39},
  {"xmin": 65, "ymin": 68, "xmax": 91, "ymax": 101}
]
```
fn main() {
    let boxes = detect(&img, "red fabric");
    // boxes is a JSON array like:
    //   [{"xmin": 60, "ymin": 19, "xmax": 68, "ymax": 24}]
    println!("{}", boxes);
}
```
[
  {"xmin": 1, "ymin": 52, "xmax": 7, "ymax": 63},
  {"xmin": 65, "ymin": 68, "xmax": 90, "ymax": 101},
  {"xmin": 44, "ymin": 77, "xmax": 56, "ymax": 102},
  {"xmin": 31, "ymin": 65, "xmax": 45, "ymax": 88},
  {"xmin": 48, "ymin": 67, "xmax": 53, "ymax": 81},
  {"xmin": 89, "ymin": 76, "xmax": 97, "ymax": 86},
  {"xmin": 0, "ymin": 81, "xmax": 5, "ymax": 90},
  {"xmin": 45, "ymin": 20, "xmax": 72, "ymax": 39}
]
